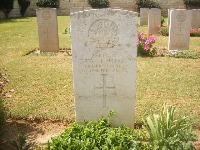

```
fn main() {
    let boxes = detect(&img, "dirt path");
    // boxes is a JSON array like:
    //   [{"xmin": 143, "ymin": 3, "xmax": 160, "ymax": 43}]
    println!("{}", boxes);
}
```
[{"xmin": 0, "ymin": 119, "xmax": 200, "ymax": 150}]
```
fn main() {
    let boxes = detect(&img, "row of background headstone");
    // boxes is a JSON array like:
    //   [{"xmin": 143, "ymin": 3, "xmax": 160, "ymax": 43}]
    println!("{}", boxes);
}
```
[
  {"xmin": 36, "ymin": 8, "xmax": 59, "ymax": 52},
  {"xmin": 140, "ymin": 8, "xmax": 200, "ymax": 51},
  {"xmin": 140, "ymin": 8, "xmax": 161, "ymax": 34},
  {"xmin": 168, "ymin": 9, "xmax": 200, "ymax": 29},
  {"xmin": 168, "ymin": 9, "xmax": 191, "ymax": 50},
  {"xmin": 140, "ymin": 8, "xmax": 200, "ymax": 29},
  {"xmin": 37, "ymin": 7, "xmax": 200, "ymax": 53}
]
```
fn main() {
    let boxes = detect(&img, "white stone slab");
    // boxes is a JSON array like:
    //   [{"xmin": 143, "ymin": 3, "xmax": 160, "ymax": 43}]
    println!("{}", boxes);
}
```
[
  {"xmin": 148, "ymin": 8, "xmax": 161, "ymax": 34},
  {"xmin": 140, "ymin": 8, "xmax": 149, "ymax": 25},
  {"xmin": 191, "ymin": 9, "xmax": 200, "ymax": 29},
  {"xmin": 70, "ymin": 9, "xmax": 138, "ymax": 128},
  {"xmin": 36, "ymin": 8, "xmax": 59, "ymax": 52},
  {"xmin": 168, "ymin": 9, "xmax": 191, "ymax": 50},
  {"xmin": 168, "ymin": 8, "xmax": 175, "ymax": 26}
]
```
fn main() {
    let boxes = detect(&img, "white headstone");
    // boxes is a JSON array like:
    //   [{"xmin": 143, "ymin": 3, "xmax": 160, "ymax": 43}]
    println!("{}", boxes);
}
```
[
  {"xmin": 36, "ymin": 8, "xmax": 59, "ymax": 52},
  {"xmin": 168, "ymin": 8, "xmax": 175, "ymax": 26},
  {"xmin": 70, "ymin": 9, "xmax": 138, "ymax": 128},
  {"xmin": 148, "ymin": 8, "xmax": 161, "ymax": 34},
  {"xmin": 140, "ymin": 8, "xmax": 149, "ymax": 25},
  {"xmin": 191, "ymin": 9, "xmax": 200, "ymax": 29},
  {"xmin": 168, "ymin": 9, "xmax": 191, "ymax": 50}
]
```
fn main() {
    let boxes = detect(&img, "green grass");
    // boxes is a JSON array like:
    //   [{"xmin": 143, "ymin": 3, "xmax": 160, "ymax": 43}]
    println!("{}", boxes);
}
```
[{"xmin": 0, "ymin": 17, "xmax": 200, "ymax": 126}]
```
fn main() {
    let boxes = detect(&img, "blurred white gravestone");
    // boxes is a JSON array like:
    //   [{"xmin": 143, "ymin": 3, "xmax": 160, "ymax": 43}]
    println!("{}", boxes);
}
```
[
  {"xmin": 148, "ymin": 8, "xmax": 161, "ymax": 34},
  {"xmin": 168, "ymin": 8, "xmax": 175, "ymax": 26},
  {"xmin": 168, "ymin": 9, "xmax": 191, "ymax": 50},
  {"xmin": 191, "ymin": 9, "xmax": 200, "ymax": 29},
  {"xmin": 36, "ymin": 8, "xmax": 59, "ymax": 52},
  {"xmin": 140, "ymin": 8, "xmax": 149, "ymax": 25},
  {"xmin": 70, "ymin": 9, "xmax": 138, "ymax": 128}
]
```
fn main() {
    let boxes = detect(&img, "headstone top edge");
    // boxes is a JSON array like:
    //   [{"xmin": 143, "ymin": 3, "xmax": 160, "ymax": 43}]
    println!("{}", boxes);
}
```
[
  {"xmin": 70, "ymin": 8, "xmax": 138, "ymax": 17},
  {"xmin": 36, "ymin": 8, "xmax": 57, "ymax": 11}
]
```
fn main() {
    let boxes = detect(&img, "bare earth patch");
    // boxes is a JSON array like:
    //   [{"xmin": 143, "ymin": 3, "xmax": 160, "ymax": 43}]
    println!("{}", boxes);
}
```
[
  {"xmin": 0, "ymin": 119, "xmax": 70, "ymax": 150},
  {"xmin": 0, "ymin": 119, "xmax": 200, "ymax": 150}
]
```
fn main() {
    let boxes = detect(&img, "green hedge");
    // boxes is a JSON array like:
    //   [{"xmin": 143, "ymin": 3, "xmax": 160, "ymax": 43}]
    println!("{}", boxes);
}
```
[
  {"xmin": 18, "ymin": 0, "xmax": 30, "ymax": 17},
  {"xmin": 136, "ymin": 0, "xmax": 161, "ymax": 9},
  {"xmin": 36, "ymin": 0, "xmax": 59, "ymax": 8},
  {"xmin": 184, "ymin": 0, "xmax": 200, "ymax": 8},
  {"xmin": 88, "ymin": 0, "xmax": 109, "ymax": 8},
  {"xmin": 0, "ymin": 0, "xmax": 14, "ymax": 18}
]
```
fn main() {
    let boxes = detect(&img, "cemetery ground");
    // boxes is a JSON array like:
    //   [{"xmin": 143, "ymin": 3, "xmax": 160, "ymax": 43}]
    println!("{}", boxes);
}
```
[{"xmin": 0, "ymin": 16, "xmax": 200, "ymax": 149}]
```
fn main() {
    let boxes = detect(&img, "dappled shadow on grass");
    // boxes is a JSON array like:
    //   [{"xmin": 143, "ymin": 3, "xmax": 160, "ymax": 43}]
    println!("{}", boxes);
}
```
[
  {"xmin": 0, "ymin": 118, "xmax": 71, "ymax": 150},
  {"xmin": 0, "ymin": 119, "xmax": 34, "ymax": 150},
  {"xmin": 0, "ymin": 17, "xmax": 33, "ymax": 24},
  {"xmin": 24, "ymin": 48, "xmax": 72, "ymax": 56}
]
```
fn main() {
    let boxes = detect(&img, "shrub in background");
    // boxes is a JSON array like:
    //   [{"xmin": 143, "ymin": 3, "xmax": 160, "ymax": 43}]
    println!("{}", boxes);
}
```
[
  {"xmin": 159, "ymin": 26, "xmax": 169, "ymax": 36},
  {"xmin": 36, "ymin": 0, "xmax": 59, "ymax": 8},
  {"xmin": 161, "ymin": 16, "xmax": 165, "ymax": 26},
  {"xmin": 144, "ymin": 105, "xmax": 197, "ymax": 150},
  {"xmin": 137, "ymin": 31, "xmax": 158, "ymax": 56},
  {"xmin": 0, "ymin": 0, "xmax": 14, "ymax": 18},
  {"xmin": 88, "ymin": 0, "xmax": 109, "ymax": 8},
  {"xmin": 183, "ymin": 0, "xmax": 200, "ymax": 9},
  {"xmin": 18, "ymin": 0, "xmax": 30, "ymax": 17},
  {"xmin": 190, "ymin": 28, "xmax": 200, "ymax": 37},
  {"xmin": 136, "ymin": 0, "xmax": 161, "ymax": 10}
]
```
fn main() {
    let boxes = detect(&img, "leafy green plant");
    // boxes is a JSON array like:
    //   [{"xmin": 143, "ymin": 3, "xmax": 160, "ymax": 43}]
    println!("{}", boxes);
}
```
[
  {"xmin": 11, "ymin": 134, "xmax": 33, "ymax": 150},
  {"xmin": 161, "ymin": 16, "xmax": 165, "ymax": 27},
  {"xmin": 169, "ymin": 50, "xmax": 200, "ymax": 59},
  {"xmin": 88, "ymin": 0, "xmax": 109, "ymax": 8},
  {"xmin": 42, "ymin": 112, "xmax": 148, "ymax": 149},
  {"xmin": 144, "ymin": 105, "xmax": 197, "ymax": 150},
  {"xmin": 18, "ymin": 0, "xmax": 30, "ymax": 17},
  {"xmin": 0, "ymin": 0, "xmax": 14, "ymax": 18},
  {"xmin": 183, "ymin": 0, "xmax": 200, "ymax": 9},
  {"xmin": 159, "ymin": 26, "xmax": 169, "ymax": 36},
  {"xmin": 36, "ymin": 0, "xmax": 59, "ymax": 8},
  {"xmin": 136, "ymin": 0, "xmax": 161, "ymax": 10}
]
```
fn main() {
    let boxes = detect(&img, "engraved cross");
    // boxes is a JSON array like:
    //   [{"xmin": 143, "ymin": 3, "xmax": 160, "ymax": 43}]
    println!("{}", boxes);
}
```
[
  {"xmin": 44, "ymin": 28, "xmax": 50, "ymax": 39},
  {"xmin": 95, "ymin": 74, "xmax": 115, "ymax": 109}
]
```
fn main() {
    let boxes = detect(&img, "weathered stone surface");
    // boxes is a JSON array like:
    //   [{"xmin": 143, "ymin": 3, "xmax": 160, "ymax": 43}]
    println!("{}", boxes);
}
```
[
  {"xmin": 168, "ymin": 8, "xmax": 175, "ymax": 26},
  {"xmin": 70, "ymin": 9, "xmax": 138, "ymax": 128},
  {"xmin": 36, "ymin": 8, "xmax": 59, "ymax": 52},
  {"xmin": 191, "ymin": 9, "xmax": 200, "ymax": 29},
  {"xmin": 140, "ymin": 8, "xmax": 149, "ymax": 25},
  {"xmin": 148, "ymin": 8, "xmax": 161, "ymax": 34},
  {"xmin": 168, "ymin": 9, "xmax": 191, "ymax": 50}
]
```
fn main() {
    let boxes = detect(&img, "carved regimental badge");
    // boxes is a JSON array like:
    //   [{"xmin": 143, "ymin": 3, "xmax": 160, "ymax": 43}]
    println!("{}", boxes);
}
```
[
  {"xmin": 89, "ymin": 19, "xmax": 119, "ymax": 48},
  {"xmin": 42, "ymin": 11, "xmax": 51, "ymax": 20}
]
